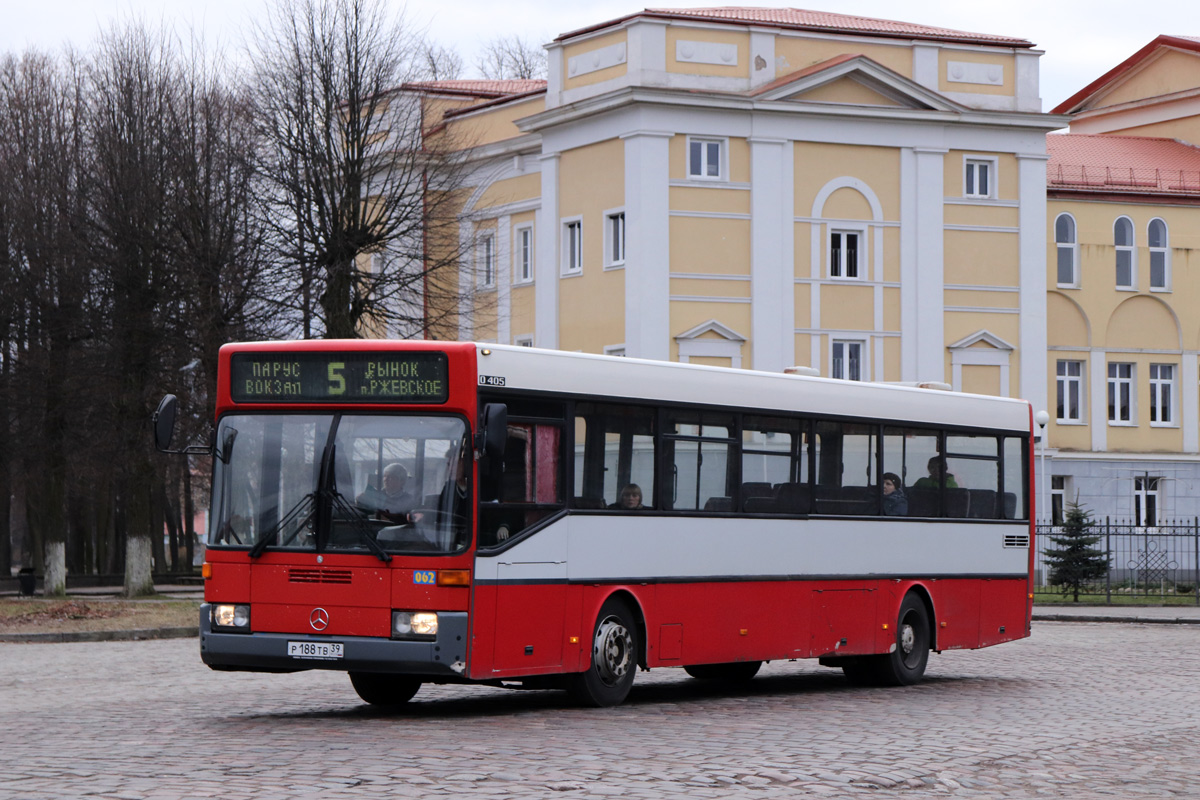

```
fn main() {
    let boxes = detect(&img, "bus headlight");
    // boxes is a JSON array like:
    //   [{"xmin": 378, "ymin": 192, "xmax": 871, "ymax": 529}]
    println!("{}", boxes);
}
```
[
  {"xmin": 392, "ymin": 610, "xmax": 438, "ymax": 639},
  {"xmin": 212, "ymin": 604, "xmax": 251, "ymax": 631}
]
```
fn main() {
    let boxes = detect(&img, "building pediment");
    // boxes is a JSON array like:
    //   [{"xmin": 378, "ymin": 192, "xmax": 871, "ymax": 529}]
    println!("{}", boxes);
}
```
[
  {"xmin": 751, "ymin": 54, "xmax": 964, "ymax": 112},
  {"xmin": 948, "ymin": 330, "xmax": 1014, "ymax": 351},
  {"xmin": 1055, "ymin": 36, "xmax": 1200, "ymax": 115}
]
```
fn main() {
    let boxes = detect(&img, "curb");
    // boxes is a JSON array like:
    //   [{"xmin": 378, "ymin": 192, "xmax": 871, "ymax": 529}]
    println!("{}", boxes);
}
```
[
  {"xmin": 1033, "ymin": 613, "xmax": 1200, "ymax": 625},
  {"xmin": 0, "ymin": 626, "xmax": 197, "ymax": 644}
]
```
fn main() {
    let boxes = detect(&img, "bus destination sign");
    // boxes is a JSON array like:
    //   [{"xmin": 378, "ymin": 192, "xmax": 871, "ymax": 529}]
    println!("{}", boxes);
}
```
[{"xmin": 230, "ymin": 351, "xmax": 449, "ymax": 404}]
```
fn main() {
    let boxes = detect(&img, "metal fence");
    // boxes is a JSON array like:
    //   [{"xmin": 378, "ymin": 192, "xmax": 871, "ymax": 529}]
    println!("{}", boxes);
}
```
[{"xmin": 1034, "ymin": 520, "xmax": 1200, "ymax": 604}]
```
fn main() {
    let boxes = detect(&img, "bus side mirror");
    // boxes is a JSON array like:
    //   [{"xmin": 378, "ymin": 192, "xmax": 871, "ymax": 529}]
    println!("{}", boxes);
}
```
[
  {"xmin": 481, "ymin": 403, "xmax": 508, "ymax": 463},
  {"xmin": 153, "ymin": 395, "xmax": 178, "ymax": 452}
]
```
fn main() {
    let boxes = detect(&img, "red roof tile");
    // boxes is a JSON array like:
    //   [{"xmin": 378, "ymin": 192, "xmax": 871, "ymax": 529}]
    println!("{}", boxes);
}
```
[
  {"xmin": 403, "ymin": 79, "xmax": 547, "ymax": 98},
  {"xmin": 559, "ymin": 7, "xmax": 1032, "ymax": 48},
  {"xmin": 1047, "ymin": 134, "xmax": 1200, "ymax": 195}
]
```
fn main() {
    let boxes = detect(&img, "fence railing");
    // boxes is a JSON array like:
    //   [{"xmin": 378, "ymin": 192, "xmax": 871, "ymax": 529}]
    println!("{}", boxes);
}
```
[{"xmin": 1034, "ymin": 519, "xmax": 1200, "ymax": 604}]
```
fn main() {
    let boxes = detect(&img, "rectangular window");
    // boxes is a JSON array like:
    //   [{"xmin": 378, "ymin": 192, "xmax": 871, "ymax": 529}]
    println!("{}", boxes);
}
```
[
  {"xmin": 1107, "ymin": 362, "xmax": 1134, "ymax": 424},
  {"xmin": 562, "ymin": 220, "xmax": 582, "ymax": 274},
  {"xmin": 1149, "ymin": 363, "xmax": 1174, "ymax": 425},
  {"xmin": 665, "ymin": 410, "xmax": 735, "ymax": 511},
  {"xmin": 1116, "ymin": 248, "xmax": 1133, "ymax": 289},
  {"xmin": 1134, "ymin": 476, "xmax": 1160, "ymax": 528},
  {"xmin": 606, "ymin": 211, "xmax": 625, "ymax": 267},
  {"xmin": 573, "ymin": 402, "xmax": 655, "ymax": 509},
  {"xmin": 882, "ymin": 427, "xmax": 940, "ymax": 517},
  {"xmin": 688, "ymin": 137, "xmax": 722, "ymax": 180},
  {"xmin": 1050, "ymin": 475, "xmax": 1066, "ymax": 526},
  {"xmin": 479, "ymin": 234, "xmax": 495, "ymax": 288},
  {"xmin": 514, "ymin": 226, "xmax": 533, "ymax": 283},
  {"xmin": 965, "ymin": 159, "xmax": 992, "ymax": 198},
  {"xmin": 1056, "ymin": 360, "xmax": 1083, "ymax": 422},
  {"xmin": 830, "ymin": 230, "xmax": 860, "ymax": 278},
  {"xmin": 831, "ymin": 340, "xmax": 863, "ymax": 381},
  {"xmin": 813, "ymin": 421, "xmax": 878, "ymax": 516},
  {"xmin": 1150, "ymin": 250, "xmax": 1167, "ymax": 289}
]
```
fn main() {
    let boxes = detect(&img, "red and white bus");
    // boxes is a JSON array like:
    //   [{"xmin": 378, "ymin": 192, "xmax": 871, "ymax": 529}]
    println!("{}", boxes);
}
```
[{"xmin": 158, "ymin": 340, "xmax": 1035, "ymax": 707}]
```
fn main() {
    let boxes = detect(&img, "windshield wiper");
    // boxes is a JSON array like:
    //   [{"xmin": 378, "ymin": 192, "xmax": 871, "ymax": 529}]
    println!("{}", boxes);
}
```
[
  {"xmin": 248, "ymin": 493, "xmax": 316, "ymax": 559},
  {"xmin": 329, "ymin": 491, "xmax": 392, "ymax": 563}
]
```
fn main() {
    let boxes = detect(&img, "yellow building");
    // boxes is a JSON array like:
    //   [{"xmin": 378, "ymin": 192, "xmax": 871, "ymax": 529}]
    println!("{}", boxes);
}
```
[
  {"xmin": 421, "ymin": 7, "xmax": 1061, "ymax": 408},
  {"xmin": 1047, "ymin": 35, "xmax": 1200, "ymax": 524}
]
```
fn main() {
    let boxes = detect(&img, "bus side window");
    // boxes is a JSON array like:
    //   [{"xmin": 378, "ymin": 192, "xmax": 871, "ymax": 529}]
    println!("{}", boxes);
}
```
[
  {"xmin": 574, "ymin": 402, "xmax": 656, "ymax": 509},
  {"xmin": 479, "ymin": 407, "xmax": 565, "ymax": 547},
  {"xmin": 663, "ymin": 410, "xmax": 735, "ymax": 511}
]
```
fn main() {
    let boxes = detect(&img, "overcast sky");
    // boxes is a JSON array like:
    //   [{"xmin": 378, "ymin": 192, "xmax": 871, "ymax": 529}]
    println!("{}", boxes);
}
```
[{"xmin": 1, "ymin": 0, "xmax": 1193, "ymax": 111}]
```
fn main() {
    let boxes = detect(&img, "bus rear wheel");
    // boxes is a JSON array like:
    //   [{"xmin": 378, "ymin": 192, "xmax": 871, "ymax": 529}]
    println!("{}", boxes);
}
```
[
  {"xmin": 568, "ymin": 597, "xmax": 638, "ymax": 707},
  {"xmin": 684, "ymin": 661, "xmax": 762, "ymax": 682},
  {"xmin": 349, "ymin": 672, "xmax": 422, "ymax": 706},
  {"xmin": 872, "ymin": 593, "xmax": 931, "ymax": 686}
]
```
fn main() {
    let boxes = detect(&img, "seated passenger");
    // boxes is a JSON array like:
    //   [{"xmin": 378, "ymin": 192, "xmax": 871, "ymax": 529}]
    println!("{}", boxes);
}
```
[
  {"xmin": 356, "ymin": 462, "xmax": 419, "ymax": 523},
  {"xmin": 881, "ymin": 472, "xmax": 907, "ymax": 516},
  {"xmin": 609, "ymin": 483, "xmax": 646, "ymax": 510},
  {"xmin": 913, "ymin": 457, "xmax": 958, "ymax": 489}
]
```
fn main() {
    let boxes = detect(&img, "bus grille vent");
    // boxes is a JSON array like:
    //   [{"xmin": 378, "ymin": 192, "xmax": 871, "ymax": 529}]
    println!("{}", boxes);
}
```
[
  {"xmin": 1003, "ymin": 534, "xmax": 1030, "ymax": 549},
  {"xmin": 289, "ymin": 568, "xmax": 353, "ymax": 584}
]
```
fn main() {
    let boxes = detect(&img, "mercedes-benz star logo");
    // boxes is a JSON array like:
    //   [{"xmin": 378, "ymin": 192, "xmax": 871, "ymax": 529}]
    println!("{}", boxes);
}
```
[{"xmin": 309, "ymin": 607, "xmax": 329, "ymax": 631}]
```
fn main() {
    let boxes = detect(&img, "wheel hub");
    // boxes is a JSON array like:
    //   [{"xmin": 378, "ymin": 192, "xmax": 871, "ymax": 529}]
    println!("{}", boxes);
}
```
[
  {"xmin": 593, "ymin": 617, "xmax": 633, "ymax": 686},
  {"xmin": 899, "ymin": 622, "xmax": 916, "ymax": 655}
]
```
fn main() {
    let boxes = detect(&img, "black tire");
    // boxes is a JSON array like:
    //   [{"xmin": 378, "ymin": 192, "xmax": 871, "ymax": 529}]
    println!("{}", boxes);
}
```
[
  {"xmin": 873, "ymin": 593, "xmax": 931, "ymax": 686},
  {"xmin": 567, "ymin": 597, "xmax": 639, "ymax": 707},
  {"xmin": 349, "ymin": 672, "xmax": 422, "ymax": 706},
  {"xmin": 683, "ymin": 661, "xmax": 762, "ymax": 682}
]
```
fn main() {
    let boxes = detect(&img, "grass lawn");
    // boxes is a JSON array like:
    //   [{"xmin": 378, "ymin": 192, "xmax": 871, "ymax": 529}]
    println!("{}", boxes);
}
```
[
  {"xmin": 1033, "ymin": 591, "xmax": 1200, "ymax": 606},
  {"xmin": 0, "ymin": 597, "xmax": 200, "ymax": 633}
]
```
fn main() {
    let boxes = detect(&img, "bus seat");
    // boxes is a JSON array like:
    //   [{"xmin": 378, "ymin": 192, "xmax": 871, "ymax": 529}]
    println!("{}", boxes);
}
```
[
  {"xmin": 1003, "ymin": 492, "xmax": 1018, "ymax": 519},
  {"xmin": 703, "ymin": 496, "xmax": 733, "ymax": 512},
  {"xmin": 774, "ymin": 483, "xmax": 811, "ymax": 514},
  {"xmin": 967, "ymin": 489, "xmax": 996, "ymax": 519},
  {"xmin": 572, "ymin": 496, "xmax": 606, "ymax": 509},
  {"xmin": 741, "ymin": 482, "xmax": 774, "ymax": 499},
  {"xmin": 945, "ymin": 488, "xmax": 971, "ymax": 518},
  {"xmin": 744, "ymin": 496, "xmax": 776, "ymax": 513},
  {"xmin": 907, "ymin": 488, "xmax": 938, "ymax": 517}
]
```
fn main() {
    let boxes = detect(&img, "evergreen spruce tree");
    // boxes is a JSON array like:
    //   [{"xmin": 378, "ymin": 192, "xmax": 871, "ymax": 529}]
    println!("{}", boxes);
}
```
[{"xmin": 1045, "ymin": 500, "xmax": 1110, "ymax": 602}]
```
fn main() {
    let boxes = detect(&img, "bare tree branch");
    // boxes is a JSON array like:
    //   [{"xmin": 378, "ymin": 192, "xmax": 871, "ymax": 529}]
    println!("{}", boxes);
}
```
[{"xmin": 475, "ymin": 34, "xmax": 547, "ymax": 80}]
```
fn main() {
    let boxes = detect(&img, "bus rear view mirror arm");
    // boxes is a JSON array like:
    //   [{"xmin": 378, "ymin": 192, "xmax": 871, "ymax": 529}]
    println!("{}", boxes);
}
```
[{"xmin": 151, "ymin": 394, "xmax": 215, "ymax": 457}]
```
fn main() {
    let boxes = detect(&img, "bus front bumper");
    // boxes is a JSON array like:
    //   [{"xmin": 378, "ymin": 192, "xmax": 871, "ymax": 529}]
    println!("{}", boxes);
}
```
[{"xmin": 199, "ymin": 605, "xmax": 469, "ymax": 677}]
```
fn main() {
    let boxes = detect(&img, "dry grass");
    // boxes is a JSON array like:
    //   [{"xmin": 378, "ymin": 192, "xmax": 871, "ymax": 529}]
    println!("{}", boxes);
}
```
[{"xmin": 0, "ymin": 598, "xmax": 200, "ymax": 633}]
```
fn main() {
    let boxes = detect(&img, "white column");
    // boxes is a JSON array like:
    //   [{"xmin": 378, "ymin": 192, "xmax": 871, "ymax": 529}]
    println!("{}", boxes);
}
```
[
  {"xmin": 1090, "ymin": 349, "xmax": 1108, "ymax": 453},
  {"xmin": 901, "ymin": 147, "xmax": 947, "ymax": 382},
  {"xmin": 497, "ymin": 215, "xmax": 512, "ymax": 345},
  {"xmin": 623, "ymin": 131, "xmax": 672, "ymax": 360},
  {"xmin": 750, "ymin": 137, "xmax": 792, "ymax": 372},
  {"xmin": 535, "ymin": 153, "xmax": 560, "ymax": 349},
  {"xmin": 1183, "ymin": 356, "xmax": 1198, "ymax": 452},
  {"xmin": 1018, "ymin": 153, "xmax": 1050, "ymax": 407}
]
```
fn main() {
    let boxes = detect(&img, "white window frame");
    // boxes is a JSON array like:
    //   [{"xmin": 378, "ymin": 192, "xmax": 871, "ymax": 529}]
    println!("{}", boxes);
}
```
[
  {"xmin": 514, "ymin": 335, "xmax": 534, "ymax": 347},
  {"xmin": 1107, "ymin": 362, "xmax": 1135, "ymax": 425},
  {"xmin": 1148, "ymin": 218, "xmax": 1170, "ymax": 291},
  {"xmin": 1149, "ymin": 363, "xmax": 1176, "ymax": 427},
  {"xmin": 1050, "ymin": 475, "xmax": 1069, "ymax": 526},
  {"xmin": 1056, "ymin": 359, "xmax": 1084, "ymax": 423},
  {"xmin": 1055, "ymin": 213, "xmax": 1079, "ymax": 288},
  {"xmin": 604, "ymin": 208, "xmax": 626, "ymax": 269},
  {"xmin": 603, "ymin": 344, "xmax": 626, "ymax": 357},
  {"xmin": 513, "ymin": 224, "xmax": 534, "ymax": 284},
  {"xmin": 687, "ymin": 135, "xmax": 726, "ymax": 182},
  {"xmin": 1133, "ymin": 476, "xmax": 1160, "ymax": 528},
  {"xmin": 478, "ymin": 233, "xmax": 496, "ymax": 289},
  {"xmin": 561, "ymin": 217, "xmax": 583, "ymax": 276},
  {"xmin": 828, "ymin": 225, "xmax": 866, "ymax": 280},
  {"xmin": 831, "ymin": 338, "xmax": 866, "ymax": 381},
  {"xmin": 1114, "ymin": 216, "xmax": 1135, "ymax": 290},
  {"xmin": 963, "ymin": 155, "xmax": 998, "ymax": 199}
]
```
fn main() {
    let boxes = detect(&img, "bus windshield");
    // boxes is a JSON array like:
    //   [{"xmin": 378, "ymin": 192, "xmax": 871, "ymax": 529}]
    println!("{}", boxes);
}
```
[{"xmin": 209, "ymin": 414, "xmax": 470, "ymax": 555}]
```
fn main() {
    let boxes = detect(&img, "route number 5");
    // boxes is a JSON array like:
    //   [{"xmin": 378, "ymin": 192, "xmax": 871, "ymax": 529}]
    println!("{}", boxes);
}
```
[{"xmin": 328, "ymin": 362, "xmax": 346, "ymax": 395}]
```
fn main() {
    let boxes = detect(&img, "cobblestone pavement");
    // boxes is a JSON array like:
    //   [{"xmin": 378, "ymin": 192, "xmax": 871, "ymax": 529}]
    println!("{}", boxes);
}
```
[{"xmin": 3, "ymin": 621, "xmax": 1199, "ymax": 799}]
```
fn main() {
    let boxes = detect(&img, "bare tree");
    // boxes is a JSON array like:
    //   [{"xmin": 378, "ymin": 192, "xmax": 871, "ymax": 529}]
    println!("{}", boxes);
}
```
[
  {"xmin": 419, "ymin": 42, "xmax": 462, "ymax": 81},
  {"xmin": 475, "ymin": 34, "xmax": 547, "ymax": 80},
  {"xmin": 251, "ymin": 0, "xmax": 476, "ymax": 339}
]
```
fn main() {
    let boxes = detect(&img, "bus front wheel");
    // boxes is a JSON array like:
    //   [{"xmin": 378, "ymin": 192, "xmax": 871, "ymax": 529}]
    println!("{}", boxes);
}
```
[
  {"xmin": 568, "ymin": 597, "xmax": 638, "ymax": 707},
  {"xmin": 873, "ymin": 593, "xmax": 931, "ymax": 686},
  {"xmin": 349, "ymin": 672, "xmax": 422, "ymax": 706}
]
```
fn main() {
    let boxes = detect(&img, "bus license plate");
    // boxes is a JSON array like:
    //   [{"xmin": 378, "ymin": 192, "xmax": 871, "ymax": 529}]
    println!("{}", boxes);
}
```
[{"xmin": 288, "ymin": 641, "xmax": 344, "ymax": 660}]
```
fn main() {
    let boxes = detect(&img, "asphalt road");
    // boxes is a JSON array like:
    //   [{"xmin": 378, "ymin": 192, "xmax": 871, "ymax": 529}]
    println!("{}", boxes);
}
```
[{"xmin": 3, "ymin": 620, "xmax": 1199, "ymax": 798}]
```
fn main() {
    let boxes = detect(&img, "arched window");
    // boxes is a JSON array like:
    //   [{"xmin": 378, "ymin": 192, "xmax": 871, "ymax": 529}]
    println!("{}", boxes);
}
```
[
  {"xmin": 1114, "ymin": 217, "xmax": 1134, "ymax": 289},
  {"xmin": 1055, "ymin": 214, "xmax": 1078, "ymax": 287},
  {"xmin": 1149, "ymin": 218, "xmax": 1169, "ymax": 290}
]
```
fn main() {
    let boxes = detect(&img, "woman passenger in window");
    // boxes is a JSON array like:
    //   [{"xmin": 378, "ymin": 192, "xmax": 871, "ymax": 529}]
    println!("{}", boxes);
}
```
[
  {"xmin": 882, "ymin": 472, "xmax": 907, "ymax": 516},
  {"xmin": 611, "ymin": 484, "xmax": 646, "ymax": 510}
]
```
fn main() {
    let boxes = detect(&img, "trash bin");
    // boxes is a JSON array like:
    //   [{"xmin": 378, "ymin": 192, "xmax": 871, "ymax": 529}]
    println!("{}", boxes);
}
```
[{"xmin": 17, "ymin": 567, "xmax": 36, "ymax": 596}]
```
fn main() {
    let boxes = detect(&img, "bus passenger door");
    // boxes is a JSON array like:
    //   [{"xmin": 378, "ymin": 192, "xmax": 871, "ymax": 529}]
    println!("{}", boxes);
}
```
[{"xmin": 491, "ymin": 561, "xmax": 566, "ymax": 673}]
